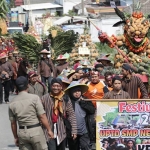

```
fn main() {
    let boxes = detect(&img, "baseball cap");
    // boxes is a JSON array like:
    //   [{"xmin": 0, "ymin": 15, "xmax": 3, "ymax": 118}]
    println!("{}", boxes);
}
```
[
  {"xmin": 15, "ymin": 76, "xmax": 28, "ymax": 88},
  {"xmin": 28, "ymin": 71, "xmax": 37, "ymax": 78},
  {"xmin": 122, "ymin": 63, "xmax": 131, "ymax": 71}
]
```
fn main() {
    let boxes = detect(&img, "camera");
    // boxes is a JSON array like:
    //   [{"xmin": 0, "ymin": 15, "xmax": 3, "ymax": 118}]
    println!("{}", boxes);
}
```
[{"xmin": 1, "ymin": 74, "xmax": 6, "ymax": 79}]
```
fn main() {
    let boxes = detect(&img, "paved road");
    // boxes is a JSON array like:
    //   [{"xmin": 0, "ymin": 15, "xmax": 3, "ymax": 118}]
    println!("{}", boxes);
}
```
[{"xmin": 0, "ymin": 95, "xmax": 18, "ymax": 150}]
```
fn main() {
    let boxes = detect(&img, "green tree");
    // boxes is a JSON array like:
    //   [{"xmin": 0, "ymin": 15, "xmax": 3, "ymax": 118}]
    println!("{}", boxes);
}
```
[
  {"xmin": 8, "ymin": 0, "xmax": 15, "ymax": 9},
  {"xmin": 0, "ymin": 0, "xmax": 9, "ymax": 35},
  {"xmin": 0, "ymin": 0, "xmax": 9, "ymax": 19}
]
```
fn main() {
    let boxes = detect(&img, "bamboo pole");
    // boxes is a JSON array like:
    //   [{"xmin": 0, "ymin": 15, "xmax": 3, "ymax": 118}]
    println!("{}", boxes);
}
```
[{"xmin": 88, "ymin": 18, "xmax": 129, "ymax": 63}]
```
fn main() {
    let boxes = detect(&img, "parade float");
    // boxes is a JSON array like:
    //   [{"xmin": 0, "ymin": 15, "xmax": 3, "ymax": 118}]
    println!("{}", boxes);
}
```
[
  {"xmin": 97, "ymin": 2, "xmax": 150, "ymax": 86},
  {"xmin": 48, "ymin": 26, "xmax": 78, "ymax": 59},
  {"xmin": 69, "ymin": 33, "xmax": 99, "ymax": 66}
]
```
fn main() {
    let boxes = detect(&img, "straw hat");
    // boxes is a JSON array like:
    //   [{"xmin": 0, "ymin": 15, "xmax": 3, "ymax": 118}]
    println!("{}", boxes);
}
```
[
  {"xmin": 39, "ymin": 49, "xmax": 50, "ymax": 54},
  {"xmin": 66, "ymin": 70, "xmax": 76, "ymax": 78},
  {"xmin": 97, "ymin": 54, "xmax": 111, "ymax": 63},
  {"xmin": 74, "ymin": 57, "xmax": 83, "ymax": 62},
  {"xmin": 61, "ymin": 69, "xmax": 75, "ymax": 78},
  {"xmin": 65, "ymin": 81, "xmax": 88, "ymax": 94},
  {"xmin": 56, "ymin": 54, "xmax": 67, "ymax": 60},
  {"xmin": 57, "ymin": 75, "xmax": 70, "ymax": 84},
  {"xmin": 0, "ymin": 52, "xmax": 7, "ymax": 59}
]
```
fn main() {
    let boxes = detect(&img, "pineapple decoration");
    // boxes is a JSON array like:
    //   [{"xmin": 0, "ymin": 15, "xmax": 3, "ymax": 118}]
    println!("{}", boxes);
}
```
[
  {"xmin": 0, "ymin": 0, "xmax": 9, "ymax": 35},
  {"xmin": 69, "ymin": 33, "xmax": 99, "ymax": 66},
  {"xmin": 26, "ymin": 26, "xmax": 41, "ymax": 43}
]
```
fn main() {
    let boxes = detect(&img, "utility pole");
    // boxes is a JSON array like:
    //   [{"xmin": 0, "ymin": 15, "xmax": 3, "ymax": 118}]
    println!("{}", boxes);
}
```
[
  {"xmin": 82, "ymin": 0, "xmax": 84, "ymax": 15},
  {"xmin": 132, "ymin": 0, "xmax": 135, "ymax": 12}
]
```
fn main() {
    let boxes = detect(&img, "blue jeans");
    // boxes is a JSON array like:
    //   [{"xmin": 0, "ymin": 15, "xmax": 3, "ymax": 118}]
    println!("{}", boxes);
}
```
[{"xmin": 41, "ymin": 76, "xmax": 53, "ymax": 92}]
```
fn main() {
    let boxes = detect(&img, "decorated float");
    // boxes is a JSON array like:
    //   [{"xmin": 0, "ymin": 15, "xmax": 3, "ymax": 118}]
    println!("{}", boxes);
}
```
[
  {"xmin": 69, "ymin": 32, "xmax": 99, "ymax": 66},
  {"xmin": 97, "ymin": 2, "xmax": 150, "ymax": 88}
]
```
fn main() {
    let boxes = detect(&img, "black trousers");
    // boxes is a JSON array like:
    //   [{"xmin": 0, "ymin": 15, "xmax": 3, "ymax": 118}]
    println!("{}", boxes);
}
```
[
  {"xmin": 10, "ymin": 78, "xmax": 15, "ymax": 92},
  {"xmin": 47, "ymin": 138, "xmax": 66, "ymax": 150},
  {"xmin": 0, "ymin": 80, "xmax": 10, "ymax": 103},
  {"xmin": 41, "ymin": 76, "xmax": 53, "ymax": 92},
  {"xmin": 68, "ymin": 133, "xmax": 91, "ymax": 150}
]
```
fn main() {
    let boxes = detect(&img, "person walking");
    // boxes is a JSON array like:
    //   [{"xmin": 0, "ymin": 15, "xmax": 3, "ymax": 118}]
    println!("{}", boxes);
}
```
[
  {"xmin": 65, "ymin": 81, "xmax": 95, "ymax": 150},
  {"xmin": 8, "ymin": 76, "xmax": 54, "ymax": 150},
  {"xmin": 17, "ymin": 57, "xmax": 29, "ymax": 78},
  {"xmin": 8, "ymin": 52, "xmax": 15, "ymax": 93},
  {"xmin": 41, "ymin": 78, "xmax": 77, "ymax": 150},
  {"xmin": 37, "ymin": 49, "xmax": 55, "ymax": 91},
  {"xmin": 28, "ymin": 71, "xmax": 47, "ymax": 98},
  {"xmin": 12, "ymin": 56, "xmax": 20, "ymax": 94},
  {"xmin": 121, "ymin": 63, "xmax": 149, "ymax": 99},
  {"xmin": 84, "ymin": 70, "xmax": 107, "ymax": 107},
  {"xmin": 55, "ymin": 55, "xmax": 69, "ymax": 77},
  {"xmin": 103, "ymin": 76, "xmax": 130, "ymax": 99},
  {"xmin": 0, "ymin": 52, "xmax": 13, "ymax": 103}
]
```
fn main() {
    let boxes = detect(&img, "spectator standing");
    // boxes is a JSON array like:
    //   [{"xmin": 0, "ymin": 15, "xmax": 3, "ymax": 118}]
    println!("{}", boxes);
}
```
[
  {"xmin": 41, "ymin": 78, "xmax": 77, "ymax": 150},
  {"xmin": 28, "ymin": 71, "xmax": 47, "ymax": 98},
  {"xmin": 69, "ymin": 68, "xmax": 84, "ymax": 82},
  {"xmin": 73, "ymin": 57, "xmax": 82, "ymax": 70},
  {"xmin": 65, "ymin": 81, "xmax": 95, "ymax": 150},
  {"xmin": 96, "ymin": 54, "xmax": 113, "ymax": 75},
  {"xmin": 0, "ymin": 52, "xmax": 13, "ymax": 103},
  {"xmin": 17, "ymin": 57, "xmax": 29, "ymax": 78},
  {"xmin": 103, "ymin": 76, "xmax": 130, "ymax": 99},
  {"xmin": 11, "ymin": 56, "xmax": 20, "ymax": 94},
  {"xmin": 8, "ymin": 52, "xmax": 15, "ymax": 93},
  {"xmin": 8, "ymin": 52, "xmax": 15, "ymax": 64},
  {"xmin": 104, "ymin": 72, "xmax": 113, "ymax": 91},
  {"xmin": 37, "ymin": 49, "xmax": 55, "ymax": 91},
  {"xmin": 55, "ymin": 55, "xmax": 69, "ymax": 77},
  {"xmin": 8, "ymin": 76, "xmax": 54, "ymax": 149},
  {"xmin": 57, "ymin": 75, "xmax": 70, "ymax": 90},
  {"xmin": 84, "ymin": 70, "xmax": 107, "ymax": 107},
  {"xmin": 94, "ymin": 64, "xmax": 104, "ymax": 74},
  {"xmin": 121, "ymin": 63, "xmax": 149, "ymax": 99}
]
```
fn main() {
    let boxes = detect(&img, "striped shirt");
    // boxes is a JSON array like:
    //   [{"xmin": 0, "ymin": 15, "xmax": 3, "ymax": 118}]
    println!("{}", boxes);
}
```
[
  {"xmin": 122, "ymin": 75, "xmax": 148, "ymax": 99},
  {"xmin": 41, "ymin": 93, "xmax": 77, "ymax": 143},
  {"xmin": 103, "ymin": 90, "xmax": 130, "ymax": 99}
]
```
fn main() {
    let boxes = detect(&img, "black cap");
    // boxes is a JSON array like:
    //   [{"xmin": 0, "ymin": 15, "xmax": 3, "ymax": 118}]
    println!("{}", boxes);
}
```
[
  {"xmin": 51, "ymin": 78, "xmax": 63, "ymax": 86},
  {"xmin": 15, "ymin": 76, "xmax": 28, "ymax": 88},
  {"xmin": 95, "ymin": 64, "xmax": 104, "ymax": 69},
  {"xmin": 122, "ymin": 63, "xmax": 131, "ymax": 71}
]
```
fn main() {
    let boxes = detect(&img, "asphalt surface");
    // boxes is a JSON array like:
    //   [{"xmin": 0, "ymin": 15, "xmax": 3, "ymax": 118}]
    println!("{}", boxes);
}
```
[{"xmin": 0, "ymin": 94, "xmax": 18, "ymax": 150}]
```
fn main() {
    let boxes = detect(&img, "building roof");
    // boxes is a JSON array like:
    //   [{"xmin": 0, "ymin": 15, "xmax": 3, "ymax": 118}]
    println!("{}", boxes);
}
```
[
  {"xmin": 24, "ymin": 0, "xmax": 55, "ymax": 5},
  {"xmin": 21, "ymin": 3, "xmax": 62, "ymax": 11},
  {"xmin": 53, "ymin": 16, "xmax": 97, "ymax": 25},
  {"xmin": 123, "ymin": 0, "xmax": 150, "ymax": 15}
]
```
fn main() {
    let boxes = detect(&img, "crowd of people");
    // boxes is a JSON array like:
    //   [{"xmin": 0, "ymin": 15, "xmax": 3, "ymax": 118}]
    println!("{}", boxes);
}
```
[{"xmin": 0, "ymin": 48, "xmax": 147, "ymax": 150}]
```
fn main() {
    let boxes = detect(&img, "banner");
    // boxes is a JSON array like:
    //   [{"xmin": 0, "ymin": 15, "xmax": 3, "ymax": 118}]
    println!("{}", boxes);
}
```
[
  {"xmin": 11, "ymin": 11, "xmax": 18, "ymax": 22},
  {"xmin": 96, "ymin": 100, "xmax": 150, "ymax": 150}
]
